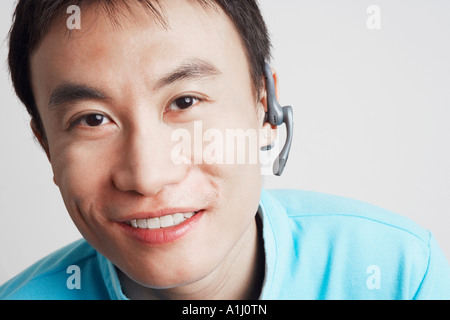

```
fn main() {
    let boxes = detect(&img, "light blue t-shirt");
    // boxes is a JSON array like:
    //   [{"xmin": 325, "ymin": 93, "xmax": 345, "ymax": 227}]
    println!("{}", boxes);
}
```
[{"xmin": 1, "ymin": 189, "xmax": 449, "ymax": 299}]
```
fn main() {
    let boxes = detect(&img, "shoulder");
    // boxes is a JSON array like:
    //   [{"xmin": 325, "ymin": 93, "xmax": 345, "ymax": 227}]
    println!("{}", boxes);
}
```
[
  {"xmin": 266, "ymin": 188, "xmax": 429, "ymax": 242},
  {"xmin": 262, "ymin": 189, "xmax": 450, "ymax": 299},
  {"xmin": 0, "ymin": 239, "xmax": 108, "ymax": 300}
]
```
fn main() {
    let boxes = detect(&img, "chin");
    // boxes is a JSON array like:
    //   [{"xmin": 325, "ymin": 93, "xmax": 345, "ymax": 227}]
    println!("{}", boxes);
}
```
[{"xmin": 119, "ymin": 258, "xmax": 216, "ymax": 291}]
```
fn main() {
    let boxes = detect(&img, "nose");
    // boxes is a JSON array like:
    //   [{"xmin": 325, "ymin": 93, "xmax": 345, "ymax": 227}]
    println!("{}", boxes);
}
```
[{"xmin": 111, "ymin": 126, "xmax": 188, "ymax": 197}]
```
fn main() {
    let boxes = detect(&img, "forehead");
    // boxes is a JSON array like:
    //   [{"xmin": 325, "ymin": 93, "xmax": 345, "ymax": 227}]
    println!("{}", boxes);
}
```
[{"xmin": 35, "ymin": 0, "xmax": 230, "ymax": 60}]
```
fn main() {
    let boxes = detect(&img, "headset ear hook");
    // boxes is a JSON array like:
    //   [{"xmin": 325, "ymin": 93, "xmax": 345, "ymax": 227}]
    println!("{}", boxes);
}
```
[
  {"xmin": 263, "ymin": 63, "xmax": 294, "ymax": 176},
  {"xmin": 263, "ymin": 64, "xmax": 284, "ymax": 126}
]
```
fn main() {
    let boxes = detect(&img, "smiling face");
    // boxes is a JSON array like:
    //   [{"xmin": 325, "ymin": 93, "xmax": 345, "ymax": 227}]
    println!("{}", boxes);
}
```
[{"xmin": 30, "ymin": 0, "xmax": 273, "ymax": 297}]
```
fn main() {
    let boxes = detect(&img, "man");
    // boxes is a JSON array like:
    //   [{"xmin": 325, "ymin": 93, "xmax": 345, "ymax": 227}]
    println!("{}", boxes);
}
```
[{"xmin": 1, "ymin": 0, "xmax": 449, "ymax": 300}]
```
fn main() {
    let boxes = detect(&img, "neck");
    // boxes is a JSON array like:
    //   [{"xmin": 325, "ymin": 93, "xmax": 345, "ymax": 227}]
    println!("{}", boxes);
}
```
[{"xmin": 118, "ymin": 215, "xmax": 265, "ymax": 300}]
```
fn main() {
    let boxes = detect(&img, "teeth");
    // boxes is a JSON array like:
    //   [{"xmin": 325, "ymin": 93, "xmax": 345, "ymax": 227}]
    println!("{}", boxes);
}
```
[
  {"xmin": 173, "ymin": 213, "xmax": 185, "ymax": 224},
  {"xmin": 128, "ymin": 211, "xmax": 198, "ymax": 229},
  {"xmin": 159, "ymin": 215, "xmax": 174, "ymax": 228},
  {"xmin": 184, "ymin": 212, "xmax": 194, "ymax": 219},
  {"xmin": 137, "ymin": 219, "xmax": 147, "ymax": 229},
  {"xmin": 147, "ymin": 217, "xmax": 159, "ymax": 229}
]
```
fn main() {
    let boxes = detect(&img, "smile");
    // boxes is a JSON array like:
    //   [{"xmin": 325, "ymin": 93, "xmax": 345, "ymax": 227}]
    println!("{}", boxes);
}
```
[{"xmin": 126, "ymin": 211, "xmax": 200, "ymax": 230}]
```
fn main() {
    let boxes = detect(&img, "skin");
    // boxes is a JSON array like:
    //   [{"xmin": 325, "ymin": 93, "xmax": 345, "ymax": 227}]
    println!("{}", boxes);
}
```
[{"xmin": 30, "ymin": 0, "xmax": 277, "ymax": 299}]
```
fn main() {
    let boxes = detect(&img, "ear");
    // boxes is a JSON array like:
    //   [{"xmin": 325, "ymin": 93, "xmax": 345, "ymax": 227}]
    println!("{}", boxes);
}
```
[
  {"xmin": 30, "ymin": 119, "xmax": 51, "ymax": 162},
  {"xmin": 258, "ymin": 67, "xmax": 279, "ymax": 149}
]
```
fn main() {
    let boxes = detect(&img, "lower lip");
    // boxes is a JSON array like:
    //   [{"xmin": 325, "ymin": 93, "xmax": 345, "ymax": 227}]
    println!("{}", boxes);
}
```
[{"xmin": 118, "ymin": 210, "xmax": 204, "ymax": 245}]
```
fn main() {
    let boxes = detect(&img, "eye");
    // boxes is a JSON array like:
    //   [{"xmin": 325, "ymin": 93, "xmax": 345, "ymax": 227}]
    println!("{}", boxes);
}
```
[
  {"xmin": 168, "ymin": 96, "xmax": 201, "ymax": 111},
  {"xmin": 73, "ymin": 113, "xmax": 111, "ymax": 127}
]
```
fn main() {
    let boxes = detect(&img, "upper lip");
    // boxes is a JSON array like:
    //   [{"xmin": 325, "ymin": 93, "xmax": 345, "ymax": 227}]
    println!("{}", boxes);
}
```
[{"xmin": 117, "ymin": 208, "xmax": 203, "ymax": 222}]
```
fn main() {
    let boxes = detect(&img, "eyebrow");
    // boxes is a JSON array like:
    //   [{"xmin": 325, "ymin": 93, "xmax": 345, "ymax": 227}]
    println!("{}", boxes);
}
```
[
  {"xmin": 153, "ymin": 58, "xmax": 221, "ymax": 90},
  {"xmin": 49, "ymin": 83, "xmax": 108, "ymax": 111},
  {"xmin": 48, "ymin": 58, "xmax": 221, "ymax": 111}
]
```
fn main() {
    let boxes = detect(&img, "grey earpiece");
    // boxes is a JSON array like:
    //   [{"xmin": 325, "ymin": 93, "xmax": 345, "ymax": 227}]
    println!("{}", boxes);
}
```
[{"xmin": 263, "ymin": 63, "xmax": 294, "ymax": 176}]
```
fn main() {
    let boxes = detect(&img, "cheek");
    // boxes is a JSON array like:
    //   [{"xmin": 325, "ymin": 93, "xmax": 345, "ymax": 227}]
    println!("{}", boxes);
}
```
[
  {"xmin": 198, "ymin": 97, "xmax": 264, "ymax": 207},
  {"xmin": 222, "ymin": 163, "xmax": 262, "ymax": 217},
  {"xmin": 51, "ymin": 141, "xmax": 113, "ymax": 202},
  {"xmin": 200, "ymin": 134, "xmax": 262, "ymax": 238},
  {"xmin": 201, "ymin": 98, "xmax": 263, "ymax": 163}
]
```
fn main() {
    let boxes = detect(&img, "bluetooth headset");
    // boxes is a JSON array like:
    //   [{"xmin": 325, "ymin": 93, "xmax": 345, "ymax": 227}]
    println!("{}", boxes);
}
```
[{"xmin": 262, "ymin": 63, "xmax": 294, "ymax": 176}]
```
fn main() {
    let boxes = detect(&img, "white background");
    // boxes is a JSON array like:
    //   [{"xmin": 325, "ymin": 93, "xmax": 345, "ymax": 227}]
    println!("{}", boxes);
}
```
[{"xmin": 1, "ymin": 0, "xmax": 449, "ymax": 285}]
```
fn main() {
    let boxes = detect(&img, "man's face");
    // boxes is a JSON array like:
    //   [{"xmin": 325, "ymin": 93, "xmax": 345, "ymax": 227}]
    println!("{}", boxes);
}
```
[{"xmin": 30, "ymin": 0, "xmax": 270, "ymax": 289}]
